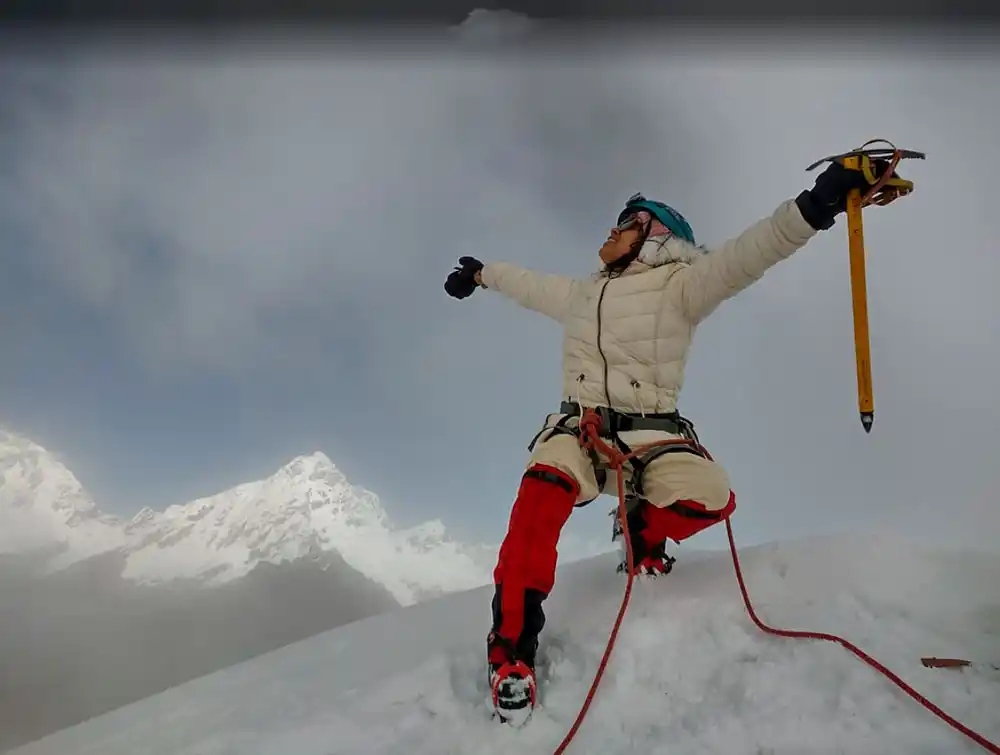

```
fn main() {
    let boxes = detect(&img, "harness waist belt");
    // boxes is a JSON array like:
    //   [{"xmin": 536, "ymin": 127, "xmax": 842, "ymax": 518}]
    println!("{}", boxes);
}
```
[{"xmin": 559, "ymin": 401, "xmax": 682, "ymax": 435}]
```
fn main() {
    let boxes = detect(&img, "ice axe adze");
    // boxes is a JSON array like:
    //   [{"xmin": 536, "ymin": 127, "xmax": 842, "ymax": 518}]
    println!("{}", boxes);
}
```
[{"xmin": 806, "ymin": 139, "xmax": 926, "ymax": 433}]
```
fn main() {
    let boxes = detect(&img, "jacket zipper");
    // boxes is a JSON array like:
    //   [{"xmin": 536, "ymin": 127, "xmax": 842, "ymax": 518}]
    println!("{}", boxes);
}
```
[{"xmin": 596, "ymin": 278, "xmax": 613, "ymax": 408}]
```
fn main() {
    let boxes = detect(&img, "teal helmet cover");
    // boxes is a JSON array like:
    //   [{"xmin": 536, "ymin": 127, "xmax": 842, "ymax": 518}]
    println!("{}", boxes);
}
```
[{"xmin": 617, "ymin": 193, "xmax": 696, "ymax": 245}]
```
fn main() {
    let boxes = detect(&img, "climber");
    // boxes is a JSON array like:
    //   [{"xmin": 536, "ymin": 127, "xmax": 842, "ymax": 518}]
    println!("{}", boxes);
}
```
[{"xmin": 443, "ymin": 158, "xmax": 894, "ymax": 722}]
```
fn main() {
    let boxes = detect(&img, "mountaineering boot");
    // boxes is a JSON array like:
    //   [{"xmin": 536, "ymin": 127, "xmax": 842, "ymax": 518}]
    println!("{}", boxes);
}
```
[
  {"xmin": 487, "ymin": 638, "xmax": 537, "ymax": 728},
  {"xmin": 487, "ymin": 592, "xmax": 542, "ymax": 726},
  {"xmin": 487, "ymin": 464, "xmax": 579, "ymax": 724},
  {"xmin": 632, "ymin": 536, "xmax": 677, "ymax": 576},
  {"xmin": 612, "ymin": 500, "xmax": 677, "ymax": 576},
  {"xmin": 612, "ymin": 492, "xmax": 738, "ymax": 574}
]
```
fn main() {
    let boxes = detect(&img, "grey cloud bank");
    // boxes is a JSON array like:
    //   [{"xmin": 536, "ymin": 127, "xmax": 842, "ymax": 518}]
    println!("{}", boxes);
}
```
[{"xmin": 1, "ymin": 21, "xmax": 998, "ymax": 555}]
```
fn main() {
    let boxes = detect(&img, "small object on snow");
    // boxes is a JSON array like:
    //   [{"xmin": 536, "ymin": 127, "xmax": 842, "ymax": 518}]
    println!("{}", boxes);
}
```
[
  {"xmin": 921, "ymin": 657, "xmax": 1000, "ymax": 672},
  {"xmin": 490, "ymin": 660, "xmax": 536, "ymax": 727}
]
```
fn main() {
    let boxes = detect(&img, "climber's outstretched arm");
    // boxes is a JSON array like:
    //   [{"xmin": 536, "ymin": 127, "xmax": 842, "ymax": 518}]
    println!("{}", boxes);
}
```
[
  {"xmin": 673, "ymin": 159, "xmax": 882, "ymax": 323},
  {"xmin": 673, "ymin": 199, "xmax": 817, "ymax": 323},
  {"xmin": 479, "ymin": 262, "xmax": 580, "ymax": 324}
]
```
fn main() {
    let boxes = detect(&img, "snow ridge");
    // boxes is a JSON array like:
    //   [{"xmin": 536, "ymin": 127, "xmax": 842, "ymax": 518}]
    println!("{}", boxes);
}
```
[{"xmin": 0, "ymin": 429, "xmax": 514, "ymax": 604}]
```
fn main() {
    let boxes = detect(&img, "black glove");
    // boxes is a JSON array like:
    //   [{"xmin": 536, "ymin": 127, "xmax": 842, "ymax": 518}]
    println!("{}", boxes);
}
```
[
  {"xmin": 444, "ymin": 256, "xmax": 484, "ymax": 299},
  {"xmin": 795, "ymin": 159, "xmax": 897, "ymax": 231}
]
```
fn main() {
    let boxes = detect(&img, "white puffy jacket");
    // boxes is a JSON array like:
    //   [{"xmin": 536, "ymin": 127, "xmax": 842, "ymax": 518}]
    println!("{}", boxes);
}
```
[{"xmin": 480, "ymin": 198, "xmax": 818, "ymax": 416}]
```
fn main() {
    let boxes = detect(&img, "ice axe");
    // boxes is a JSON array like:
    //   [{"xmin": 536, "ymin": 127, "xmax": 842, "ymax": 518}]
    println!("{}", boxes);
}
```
[{"xmin": 806, "ymin": 139, "xmax": 926, "ymax": 433}]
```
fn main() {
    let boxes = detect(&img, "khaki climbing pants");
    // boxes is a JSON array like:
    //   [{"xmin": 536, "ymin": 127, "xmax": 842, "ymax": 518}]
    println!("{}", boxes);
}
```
[{"xmin": 526, "ymin": 415, "xmax": 732, "ymax": 511}]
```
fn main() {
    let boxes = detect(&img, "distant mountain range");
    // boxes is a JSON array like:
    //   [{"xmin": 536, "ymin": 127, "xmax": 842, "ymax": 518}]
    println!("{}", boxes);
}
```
[
  {"xmin": 0, "ymin": 429, "xmax": 499, "ymax": 605},
  {"xmin": 0, "ymin": 428, "xmax": 609, "ymax": 752}
]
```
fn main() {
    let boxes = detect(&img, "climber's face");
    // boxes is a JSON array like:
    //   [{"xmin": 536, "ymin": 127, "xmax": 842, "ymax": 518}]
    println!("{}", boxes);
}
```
[{"xmin": 600, "ymin": 213, "xmax": 644, "ymax": 265}]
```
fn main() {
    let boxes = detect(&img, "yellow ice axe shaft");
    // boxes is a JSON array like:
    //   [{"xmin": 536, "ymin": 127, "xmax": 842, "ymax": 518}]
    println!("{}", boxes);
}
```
[
  {"xmin": 807, "ymin": 139, "xmax": 925, "ymax": 433},
  {"xmin": 843, "ymin": 155, "xmax": 874, "ymax": 433}
]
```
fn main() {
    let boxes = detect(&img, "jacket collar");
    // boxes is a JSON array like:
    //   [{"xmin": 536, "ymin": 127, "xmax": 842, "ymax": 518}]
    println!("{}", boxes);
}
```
[{"xmin": 597, "ymin": 234, "xmax": 706, "ymax": 279}]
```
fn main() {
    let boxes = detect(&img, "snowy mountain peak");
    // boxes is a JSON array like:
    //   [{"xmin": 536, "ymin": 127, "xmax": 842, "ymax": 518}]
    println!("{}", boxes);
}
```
[
  {"xmin": 278, "ymin": 451, "xmax": 339, "ymax": 477},
  {"xmin": 122, "ymin": 448, "xmax": 497, "ymax": 603},
  {"xmin": 121, "ymin": 452, "xmax": 399, "ymax": 587},
  {"xmin": 0, "ymin": 429, "xmax": 91, "ymax": 514},
  {"xmin": 0, "ymin": 429, "xmax": 125, "ymax": 561},
  {"xmin": 268, "ymin": 450, "xmax": 389, "ymax": 530}
]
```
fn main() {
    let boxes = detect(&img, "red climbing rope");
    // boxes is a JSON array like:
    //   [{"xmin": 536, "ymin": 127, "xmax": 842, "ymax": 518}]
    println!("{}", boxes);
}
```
[
  {"xmin": 551, "ymin": 408, "xmax": 1000, "ymax": 755},
  {"xmin": 552, "ymin": 411, "xmax": 707, "ymax": 755},
  {"xmin": 550, "ymin": 454, "xmax": 634, "ymax": 755},
  {"xmin": 724, "ymin": 518, "xmax": 1000, "ymax": 755}
]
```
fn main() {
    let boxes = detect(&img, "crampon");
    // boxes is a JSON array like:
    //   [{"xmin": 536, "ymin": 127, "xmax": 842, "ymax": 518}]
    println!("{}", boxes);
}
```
[{"xmin": 490, "ymin": 660, "xmax": 537, "ymax": 727}]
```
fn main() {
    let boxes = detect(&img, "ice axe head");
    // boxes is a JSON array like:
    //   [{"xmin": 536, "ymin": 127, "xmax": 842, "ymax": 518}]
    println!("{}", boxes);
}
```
[{"xmin": 806, "ymin": 138, "xmax": 926, "ymax": 207}]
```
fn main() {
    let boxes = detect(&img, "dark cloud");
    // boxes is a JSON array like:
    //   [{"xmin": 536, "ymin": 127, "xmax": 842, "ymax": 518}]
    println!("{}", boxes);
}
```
[{"xmin": 0, "ymin": 19, "xmax": 998, "ymax": 552}]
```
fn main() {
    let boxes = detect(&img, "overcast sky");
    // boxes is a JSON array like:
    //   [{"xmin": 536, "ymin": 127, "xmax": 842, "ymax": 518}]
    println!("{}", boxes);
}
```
[{"xmin": 1, "ymin": 16, "xmax": 998, "ymax": 554}]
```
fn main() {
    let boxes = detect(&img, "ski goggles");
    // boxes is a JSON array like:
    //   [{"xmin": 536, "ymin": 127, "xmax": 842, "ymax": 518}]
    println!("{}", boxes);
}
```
[
  {"xmin": 616, "ymin": 213, "xmax": 643, "ymax": 231},
  {"xmin": 617, "ymin": 209, "xmax": 671, "ymax": 238},
  {"xmin": 617, "ymin": 192, "xmax": 695, "ymax": 243}
]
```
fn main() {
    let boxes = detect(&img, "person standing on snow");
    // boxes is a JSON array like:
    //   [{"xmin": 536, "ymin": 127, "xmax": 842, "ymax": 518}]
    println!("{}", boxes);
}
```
[{"xmin": 444, "ymin": 159, "xmax": 893, "ymax": 721}]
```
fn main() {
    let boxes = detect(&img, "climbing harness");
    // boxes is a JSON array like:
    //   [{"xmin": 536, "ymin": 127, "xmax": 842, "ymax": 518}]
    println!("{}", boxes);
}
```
[
  {"xmin": 525, "ymin": 400, "xmax": 705, "ymax": 508},
  {"xmin": 548, "ymin": 406, "xmax": 999, "ymax": 755}
]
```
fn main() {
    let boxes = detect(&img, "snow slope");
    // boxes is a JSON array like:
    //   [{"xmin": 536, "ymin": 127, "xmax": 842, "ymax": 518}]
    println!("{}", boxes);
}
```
[{"xmin": 12, "ymin": 532, "xmax": 999, "ymax": 755}]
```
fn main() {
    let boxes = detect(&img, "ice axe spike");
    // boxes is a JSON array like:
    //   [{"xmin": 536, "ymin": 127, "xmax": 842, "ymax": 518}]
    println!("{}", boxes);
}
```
[{"xmin": 806, "ymin": 139, "xmax": 926, "ymax": 433}]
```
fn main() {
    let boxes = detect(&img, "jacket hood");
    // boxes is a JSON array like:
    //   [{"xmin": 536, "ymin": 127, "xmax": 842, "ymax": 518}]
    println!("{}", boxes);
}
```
[{"xmin": 597, "ymin": 234, "xmax": 707, "ymax": 278}]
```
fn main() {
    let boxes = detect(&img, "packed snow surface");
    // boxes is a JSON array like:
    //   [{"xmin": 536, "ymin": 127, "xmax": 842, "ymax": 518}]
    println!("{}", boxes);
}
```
[{"xmin": 12, "ymin": 532, "xmax": 1000, "ymax": 755}]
